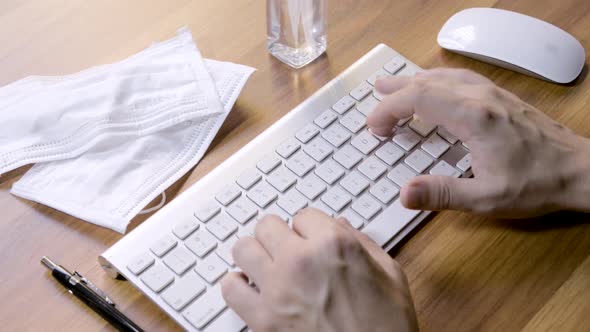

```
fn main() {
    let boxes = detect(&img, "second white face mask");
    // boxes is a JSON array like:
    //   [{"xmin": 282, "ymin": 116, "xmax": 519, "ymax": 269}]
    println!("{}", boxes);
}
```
[{"xmin": 10, "ymin": 34, "xmax": 255, "ymax": 233}]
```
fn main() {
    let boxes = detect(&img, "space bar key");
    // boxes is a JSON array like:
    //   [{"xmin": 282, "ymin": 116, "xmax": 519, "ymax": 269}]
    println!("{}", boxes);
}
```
[{"xmin": 362, "ymin": 199, "xmax": 421, "ymax": 247}]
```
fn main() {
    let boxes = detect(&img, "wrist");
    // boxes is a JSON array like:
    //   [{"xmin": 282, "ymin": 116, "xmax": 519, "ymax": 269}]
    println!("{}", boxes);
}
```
[{"xmin": 554, "ymin": 137, "xmax": 590, "ymax": 213}]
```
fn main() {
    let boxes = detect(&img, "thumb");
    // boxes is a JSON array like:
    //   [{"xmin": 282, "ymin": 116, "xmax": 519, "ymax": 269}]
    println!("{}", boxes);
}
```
[{"xmin": 401, "ymin": 175, "xmax": 479, "ymax": 211}]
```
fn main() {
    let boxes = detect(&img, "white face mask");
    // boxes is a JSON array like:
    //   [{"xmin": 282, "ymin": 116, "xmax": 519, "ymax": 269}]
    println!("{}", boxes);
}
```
[{"xmin": 5, "ymin": 29, "xmax": 255, "ymax": 233}]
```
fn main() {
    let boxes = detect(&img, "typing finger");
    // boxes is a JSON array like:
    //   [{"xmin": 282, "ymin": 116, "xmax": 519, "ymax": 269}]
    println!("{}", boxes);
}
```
[
  {"xmin": 419, "ymin": 68, "xmax": 492, "ymax": 84},
  {"xmin": 367, "ymin": 81, "xmax": 480, "ymax": 139},
  {"xmin": 254, "ymin": 214, "xmax": 300, "ymax": 259},
  {"xmin": 291, "ymin": 207, "xmax": 336, "ymax": 240},
  {"xmin": 232, "ymin": 236, "xmax": 272, "ymax": 287},
  {"xmin": 374, "ymin": 75, "xmax": 413, "ymax": 95},
  {"xmin": 221, "ymin": 272, "xmax": 262, "ymax": 325}
]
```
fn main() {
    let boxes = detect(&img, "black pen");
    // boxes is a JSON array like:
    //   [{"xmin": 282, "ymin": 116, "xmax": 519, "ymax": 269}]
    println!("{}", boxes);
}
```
[{"xmin": 41, "ymin": 256, "xmax": 144, "ymax": 332}]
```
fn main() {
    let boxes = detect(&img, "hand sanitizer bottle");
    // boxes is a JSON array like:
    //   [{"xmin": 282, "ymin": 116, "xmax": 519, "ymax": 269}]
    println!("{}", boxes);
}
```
[{"xmin": 267, "ymin": 0, "xmax": 327, "ymax": 68}]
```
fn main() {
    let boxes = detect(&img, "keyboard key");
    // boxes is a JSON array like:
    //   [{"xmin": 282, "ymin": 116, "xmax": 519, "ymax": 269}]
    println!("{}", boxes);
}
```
[
  {"xmin": 358, "ymin": 156, "xmax": 388, "ymax": 180},
  {"xmin": 185, "ymin": 229, "xmax": 218, "ymax": 258},
  {"xmin": 127, "ymin": 252, "xmax": 154, "ymax": 275},
  {"xmin": 362, "ymin": 199, "xmax": 420, "ymax": 246},
  {"xmin": 339, "ymin": 209, "xmax": 364, "ymax": 229},
  {"xmin": 340, "ymin": 171, "xmax": 370, "ymax": 196},
  {"xmin": 405, "ymin": 149, "xmax": 433, "ymax": 173},
  {"xmin": 304, "ymin": 137, "xmax": 333, "ymax": 162},
  {"xmin": 295, "ymin": 124, "xmax": 320, "ymax": 143},
  {"xmin": 183, "ymin": 285, "xmax": 227, "ymax": 329},
  {"xmin": 351, "ymin": 131, "xmax": 380, "ymax": 154},
  {"xmin": 257, "ymin": 155, "xmax": 282, "ymax": 174},
  {"xmin": 203, "ymin": 308, "xmax": 246, "ymax": 332},
  {"xmin": 333, "ymin": 144, "xmax": 363, "ymax": 169},
  {"xmin": 296, "ymin": 173, "xmax": 327, "ymax": 200},
  {"xmin": 150, "ymin": 234, "xmax": 178, "ymax": 257},
  {"xmin": 421, "ymin": 134, "xmax": 450, "ymax": 158},
  {"xmin": 173, "ymin": 217, "xmax": 200, "ymax": 240},
  {"xmin": 437, "ymin": 127, "xmax": 459, "ymax": 144},
  {"xmin": 163, "ymin": 246, "xmax": 196, "ymax": 275},
  {"xmin": 226, "ymin": 196, "xmax": 258, "ymax": 224},
  {"xmin": 367, "ymin": 68, "xmax": 391, "ymax": 85},
  {"xmin": 375, "ymin": 142, "xmax": 405, "ymax": 166},
  {"xmin": 310, "ymin": 200, "xmax": 335, "ymax": 217},
  {"xmin": 392, "ymin": 129, "xmax": 421, "ymax": 151},
  {"xmin": 236, "ymin": 169, "xmax": 262, "ymax": 190},
  {"xmin": 370, "ymin": 178, "xmax": 400, "ymax": 204},
  {"xmin": 339, "ymin": 109, "xmax": 366, "ymax": 133},
  {"xmin": 161, "ymin": 271, "xmax": 206, "ymax": 311},
  {"xmin": 285, "ymin": 150, "xmax": 316, "ymax": 177},
  {"xmin": 215, "ymin": 184, "xmax": 241, "ymax": 206},
  {"xmin": 276, "ymin": 138, "xmax": 301, "ymax": 158},
  {"xmin": 322, "ymin": 123, "xmax": 351, "ymax": 147},
  {"xmin": 384, "ymin": 57, "xmax": 406, "ymax": 74},
  {"xmin": 351, "ymin": 193, "xmax": 382, "ymax": 220},
  {"xmin": 140, "ymin": 263, "xmax": 174, "ymax": 293},
  {"xmin": 247, "ymin": 181, "xmax": 278, "ymax": 208},
  {"xmin": 206, "ymin": 213, "xmax": 238, "ymax": 240},
  {"xmin": 194, "ymin": 202, "xmax": 221, "ymax": 223},
  {"xmin": 216, "ymin": 236, "xmax": 238, "ymax": 267},
  {"xmin": 430, "ymin": 160, "xmax": 461, "ymax": 178},
  {"xmin": 321, "ymin": 187, "xmax": 352, "ymax": 212},
  {"xmin": 195, "ymin": 253, "xmax": 228, "ymax": 284},
  {"xmin": 350, "ymin": 81, "xmax": 373, "ymax": 101},
  {"xmin": 266, "ymin": 166, "xmax": 297, "ymax": 192},
  {"xmin": 409, "ymin": 116, "xmax": 436, "ymax": 137},
  {"xmin": 456, "ymin": 153, "xmax": 472, "ymax": 172},
  {"xmin": 315, "ymin": 159, "xmax": 345, "ymax": 184},
  {"xmin": 387, "ymin": 163, "xmax": 417, "ymax": 187},
  {"xmin": 314, "ymin": 109, "xmax": 338, "ymax": 128},
  {"xmin": 277, "ymin": 189, "xmax": 308, "ymax": 215},
  {"xmin": 332, "ymin": 95, "xmax": 356, "ymax": 114},
  {"xmin": 356, "ymin": 95, "xmax": 380, "ymax": 116}
]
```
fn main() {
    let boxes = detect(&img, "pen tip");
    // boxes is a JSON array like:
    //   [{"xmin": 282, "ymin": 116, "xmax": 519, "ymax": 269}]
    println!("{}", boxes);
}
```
[{"xmin": 41, "ymin": 256, "xmax": 57, "ymax": 270}]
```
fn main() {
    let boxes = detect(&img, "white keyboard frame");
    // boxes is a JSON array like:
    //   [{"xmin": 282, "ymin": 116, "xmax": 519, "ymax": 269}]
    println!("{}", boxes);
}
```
[{"xmin": 100, "ymin": 44, "xmax": 471, "ymax": 331}]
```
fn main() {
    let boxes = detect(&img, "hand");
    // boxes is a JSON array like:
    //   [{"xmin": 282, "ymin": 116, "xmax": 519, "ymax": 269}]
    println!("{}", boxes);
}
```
[
  {"xmin": 367, "ymin": 68, "xmax": 590, "ymax": 218},
  {"xmin": 221, "ymin": 209, "xmax": 419, "ymax": 332}
]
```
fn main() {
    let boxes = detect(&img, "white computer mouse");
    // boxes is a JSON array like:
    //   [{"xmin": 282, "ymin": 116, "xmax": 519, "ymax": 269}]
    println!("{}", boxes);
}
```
[{"xmin": 437, "ymin": 8, "xmax": 585, "ymax": 84}]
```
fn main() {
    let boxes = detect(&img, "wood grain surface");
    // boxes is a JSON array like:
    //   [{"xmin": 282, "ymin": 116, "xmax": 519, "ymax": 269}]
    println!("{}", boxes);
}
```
[{"xmin": 1, "ymin": 0, "xmax": 589, "ymax": 331}]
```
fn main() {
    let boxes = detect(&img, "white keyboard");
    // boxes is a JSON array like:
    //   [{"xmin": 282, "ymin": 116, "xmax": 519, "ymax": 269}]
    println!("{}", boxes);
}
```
[{"xmin": 100, "ymin": 44, "xmax": 472, "ymax": 332}]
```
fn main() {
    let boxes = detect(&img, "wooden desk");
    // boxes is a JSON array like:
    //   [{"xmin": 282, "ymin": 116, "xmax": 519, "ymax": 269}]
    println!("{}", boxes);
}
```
[{"xmin": 1, "ymin": 0, "xmax": 589, "ymax": 331}]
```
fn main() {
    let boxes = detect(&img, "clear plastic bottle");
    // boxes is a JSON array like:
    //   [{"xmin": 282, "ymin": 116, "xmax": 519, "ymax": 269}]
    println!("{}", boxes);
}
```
[{"xmin": 266, "ymin": 0, "xmax": 327, "ymax": 68}]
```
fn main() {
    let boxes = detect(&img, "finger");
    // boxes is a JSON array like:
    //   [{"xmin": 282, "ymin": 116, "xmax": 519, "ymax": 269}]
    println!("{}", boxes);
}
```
[
  {"xmin": 419, "ymin": 68, "xmax": 492, "ymax": 84},
  {"xmin": 292, "ymin": 208, "xmax": 336, "ymax": 239},
  {"xmin": 221, "ymin": 272, "xmax": 262, "ymax": 324},
  {"xmin": 401, "ymin": 175, "xmax": 485, "ymax": 211},
  {"xmin": 232, "ymin": 236, "xmax": 272, "ymax": 286},
  {"xmin": 335, "ymin": 218, "xmax": 385, "ymax": 259},
  {"xmin": 374, "ymin": 75, "xmax": 413, "ymax": 94},
  {"xmin": 367, "ymin": 81, "xmax": 479, "ymax": 139},
  {"xmin": 255, "ymin": 214, "xmax": 300, "ymax": 258}
]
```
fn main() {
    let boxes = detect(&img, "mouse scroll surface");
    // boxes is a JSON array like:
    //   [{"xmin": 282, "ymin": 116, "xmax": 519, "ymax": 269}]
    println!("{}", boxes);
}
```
[{"xmin": 437, "ymin": 7, "xmax": 585, "ymax": 84}]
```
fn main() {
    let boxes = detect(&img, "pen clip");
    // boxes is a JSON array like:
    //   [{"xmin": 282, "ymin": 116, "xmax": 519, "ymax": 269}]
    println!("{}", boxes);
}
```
[{"xmin": 73, "ymin": 272, "xmax": 116, "ymax": 306}]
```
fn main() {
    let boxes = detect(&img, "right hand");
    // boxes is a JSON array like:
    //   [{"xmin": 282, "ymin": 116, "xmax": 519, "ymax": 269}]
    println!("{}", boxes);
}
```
[{"xmin": 367, "ymin": 68, "xmax": 590, "ymax": 218}]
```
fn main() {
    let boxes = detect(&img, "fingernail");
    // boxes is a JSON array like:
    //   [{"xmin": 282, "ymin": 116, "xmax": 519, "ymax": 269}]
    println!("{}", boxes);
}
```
[{"xmin": 369, "ymin": 126, "xmax": 395, "ymax": 137}]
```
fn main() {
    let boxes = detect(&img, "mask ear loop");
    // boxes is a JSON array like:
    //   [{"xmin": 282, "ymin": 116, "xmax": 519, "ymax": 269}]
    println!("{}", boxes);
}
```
[{"xmin": 138, "ymin": 192, "xmax": 167, "ymax": 215}]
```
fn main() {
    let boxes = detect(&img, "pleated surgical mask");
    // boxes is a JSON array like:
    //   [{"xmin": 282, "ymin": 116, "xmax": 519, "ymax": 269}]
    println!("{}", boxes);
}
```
[{"xmin": 5, "ymin": 29, "xmax": 255, "ymax": 233}]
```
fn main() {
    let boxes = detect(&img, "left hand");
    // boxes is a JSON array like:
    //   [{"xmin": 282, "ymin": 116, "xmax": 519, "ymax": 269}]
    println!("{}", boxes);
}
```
[{"xmin": 220, "ymin": 208, "xmax": 419, "ymax": 332}]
